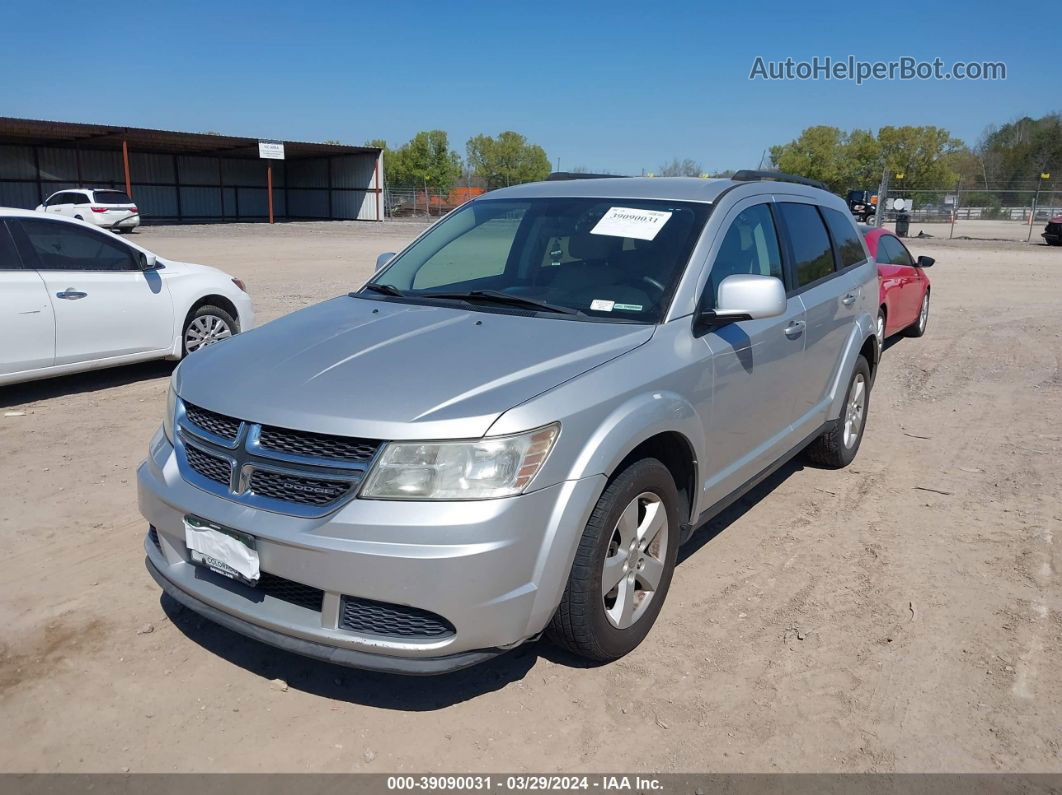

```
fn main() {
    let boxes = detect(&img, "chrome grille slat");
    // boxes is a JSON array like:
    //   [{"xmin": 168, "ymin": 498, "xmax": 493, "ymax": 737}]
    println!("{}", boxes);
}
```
[{"xmin": 174, "ymin": 399, "xmax": 382, "ymax": 517}]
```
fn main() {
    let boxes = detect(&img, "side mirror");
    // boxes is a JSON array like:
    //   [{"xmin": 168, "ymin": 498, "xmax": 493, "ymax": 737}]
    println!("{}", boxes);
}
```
[
  {"xmin": 138, "ymin": 252, "xmax": 158, "ymax": 270},
  {"xmin": 696, "ymin": 274, "xmax": 787, "ymax": 331},
  {"xmin": 916, "ymin": 255, "xmax": 935, "ymax": 268},
  {"xmin": 376, "ymin": 252, "xmax": 396, "ymax": 272}
]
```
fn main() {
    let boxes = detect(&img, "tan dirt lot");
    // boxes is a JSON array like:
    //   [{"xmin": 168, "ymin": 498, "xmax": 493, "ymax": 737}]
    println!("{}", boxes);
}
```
[{"xmin": 1, "ymin": 221, "xmax": 1059, "ymax": 773}]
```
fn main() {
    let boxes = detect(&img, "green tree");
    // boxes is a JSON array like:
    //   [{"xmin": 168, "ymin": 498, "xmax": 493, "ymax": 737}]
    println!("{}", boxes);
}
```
[
  {"xmin": 770, "ymin": 125, "xmax": 962, "ymax": 192},
  {"xmin": 466, "ymin": 131, "xmax": 550, "ymax": 188},
  {"xmin": 372, "ymin": 131, "xmax": 461, "ymax": 191},
  {"xmin": 974, "ymin": 114, "xmax": 1062, "ymax": 197},
  {"xmin": 876, "ymin": 126, "xmax": 964, "ymax": 190}
]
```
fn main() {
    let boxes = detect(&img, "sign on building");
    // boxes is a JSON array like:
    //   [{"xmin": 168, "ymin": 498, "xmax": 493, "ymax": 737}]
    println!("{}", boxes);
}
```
[{"xmin": 258, "ymin": 140, "xmax": 285, "ymax": 160}]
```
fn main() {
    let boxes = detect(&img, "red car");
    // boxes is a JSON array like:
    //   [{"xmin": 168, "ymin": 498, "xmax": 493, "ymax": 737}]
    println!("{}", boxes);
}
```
[{"xmin": 860, "ymin": 226, "xmax": 934, "ymax": 351}]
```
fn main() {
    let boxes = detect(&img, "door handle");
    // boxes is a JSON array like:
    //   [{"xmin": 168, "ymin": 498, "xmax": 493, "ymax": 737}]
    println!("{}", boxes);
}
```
[
  {"xmin": 56, "ymin": 288, "xmax": 87, "ymax": 300},
  {"xmin": 784, "ymin": 320, "xmax": 805, "ymax": 338},
  {"xmin": 841, "ymin": 292, "xmax": 857, "ymax": 306}
]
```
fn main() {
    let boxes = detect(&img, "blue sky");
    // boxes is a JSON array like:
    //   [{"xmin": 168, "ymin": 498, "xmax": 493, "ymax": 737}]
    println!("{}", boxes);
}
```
[{"xmin": 0, "ymin": 0, "xmax": 1049, "ymax": 174}]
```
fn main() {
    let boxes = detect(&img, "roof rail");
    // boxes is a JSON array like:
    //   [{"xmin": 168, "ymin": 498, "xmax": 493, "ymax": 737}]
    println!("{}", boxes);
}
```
[
  {"xmin": 731, "ymin": 170, "xmax": 829, "ymax": 191},
  {"xmin": 546, "ymin": 171, "xmax": 627, "ymax": 181}
]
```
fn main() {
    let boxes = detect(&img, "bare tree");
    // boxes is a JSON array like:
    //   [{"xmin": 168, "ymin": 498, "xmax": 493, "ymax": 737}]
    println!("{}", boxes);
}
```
[{"xmin": 658, "ymin": 158, "xmax": 703, "ymax": 177}]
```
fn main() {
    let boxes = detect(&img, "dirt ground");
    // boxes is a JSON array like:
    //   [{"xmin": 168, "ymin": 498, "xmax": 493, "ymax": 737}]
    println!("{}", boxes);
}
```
[{"xmin": 1, "ymin": 221, "xmax": 1059, "ymax": 773}]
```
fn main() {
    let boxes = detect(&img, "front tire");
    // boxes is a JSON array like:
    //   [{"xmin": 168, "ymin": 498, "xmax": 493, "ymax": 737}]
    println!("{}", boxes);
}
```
[
  {"xmin": 547, "ymin": 458, "xmax": 681, "ymax": 662},
  {"xmin": 182, "ymin": 305, "xmax": 237, "ymax": 356},
  {"xmin": 904, "ymin": 291, "xmax": 930, "ymax": 337},
  {"xmin": 804, "ymin": 354, "xmax": 871, "ymax": 469}
]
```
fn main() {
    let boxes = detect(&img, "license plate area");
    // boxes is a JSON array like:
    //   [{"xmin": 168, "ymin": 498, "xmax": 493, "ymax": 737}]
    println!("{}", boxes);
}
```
[{"xmin": 184, "ymin": 515, "xmax": 260, "ymax": 586}]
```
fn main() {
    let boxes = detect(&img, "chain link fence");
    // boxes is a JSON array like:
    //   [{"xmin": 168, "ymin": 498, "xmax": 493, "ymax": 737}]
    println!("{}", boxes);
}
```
[
  {"xmin": 878, "ymin": 187, "xmax": 1062, "ymax": 243},
  {"xmin": 383, "ymin": 185, "xmax": 490, "ymax": 219}
]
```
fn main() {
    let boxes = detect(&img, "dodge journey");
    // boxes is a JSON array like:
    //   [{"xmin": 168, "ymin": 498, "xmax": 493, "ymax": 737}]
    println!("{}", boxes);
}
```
[{"xmin": 139, "ymin": 172, "xmax": 879, "ymax": 674}]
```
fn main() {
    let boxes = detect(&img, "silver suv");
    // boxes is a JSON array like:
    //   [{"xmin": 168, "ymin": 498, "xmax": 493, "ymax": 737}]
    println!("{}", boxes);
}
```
[{"xmin": 139, "ymin": 172, "xmax": 878, "ymax": 674}]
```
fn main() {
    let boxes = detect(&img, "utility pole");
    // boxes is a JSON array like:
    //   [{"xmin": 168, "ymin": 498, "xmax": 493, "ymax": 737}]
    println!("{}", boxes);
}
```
[
  {"xmin": 1027, "ymin": 171, "xmax": 1049, "ymax": 242},
  {"xmin": 949, "ymin": 178, "xmax": 961, "ymax": 240},
  {"xmin": 873, "ymin": 168, "xmax": 889, "ymax": 228}
]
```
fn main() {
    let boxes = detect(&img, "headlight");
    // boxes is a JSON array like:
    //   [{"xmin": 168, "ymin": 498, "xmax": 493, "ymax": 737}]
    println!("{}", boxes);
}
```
[
  {"xmin": 361, "ymin": 424, "xmax": 559, "ymax": 500},
  {"xmin": 163, "ymin": 376, "xmax": 177, "ymax": 443}
]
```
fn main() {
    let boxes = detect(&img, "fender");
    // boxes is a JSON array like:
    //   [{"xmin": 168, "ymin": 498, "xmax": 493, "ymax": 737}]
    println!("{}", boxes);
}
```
[
  {"xmin": 512, "ymin": 391, "xmax": 704, "ymax": 635},
  {"xmin": 563, "ymin": 390, "xmax": 703, "ymax": 516}
]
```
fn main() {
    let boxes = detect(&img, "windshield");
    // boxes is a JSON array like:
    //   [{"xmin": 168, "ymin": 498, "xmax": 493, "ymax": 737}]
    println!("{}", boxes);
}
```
[
  {"xmin": 93, "ymin": 190, "xmax": 133, "ymax": 204},
  {"xmin": 368, "ymin": 197, "xmax": 711, "ymax": 323}
]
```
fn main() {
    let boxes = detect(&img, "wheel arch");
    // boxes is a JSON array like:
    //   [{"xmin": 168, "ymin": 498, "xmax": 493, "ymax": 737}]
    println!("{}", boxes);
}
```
[
  {"xmin": 611, "ymin": 432, "xmax": 697, "ymax": 534},
  {"xmin": 826, "ymin": 316, "xmax": 879, "ymax": 421},
  {"xmin": 182, "ymin": 294, "xmax": 241, "ymax": 335}
]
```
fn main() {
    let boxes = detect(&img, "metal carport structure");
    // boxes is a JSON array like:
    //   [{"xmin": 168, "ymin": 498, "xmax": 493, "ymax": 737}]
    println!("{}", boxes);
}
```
[{"xmin": 0, "ymin": 117, "xmax": 384, "ymax": 223}]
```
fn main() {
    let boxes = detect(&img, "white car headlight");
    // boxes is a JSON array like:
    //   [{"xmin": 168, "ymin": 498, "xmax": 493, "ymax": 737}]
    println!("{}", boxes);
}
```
[
  {"xmin": 163, "ymin": 376, "xmax": 178, "ymax": 443},
  {"xmin": 361, "ymin": 424, "xmax": 559, "ymax": 500}
]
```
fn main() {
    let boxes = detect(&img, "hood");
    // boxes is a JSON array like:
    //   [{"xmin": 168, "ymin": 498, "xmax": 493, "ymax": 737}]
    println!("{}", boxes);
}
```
[
  {"xmin": 159, "ymin": 258, "xmax": 230, "ymax": 279},
  {"xmin": 175, "ymin": 296, "xmax": 653, "ymax": 440},
  {"xmin": 1050, "ymin": 215, "xmax": 1062, "ymax": 224}
]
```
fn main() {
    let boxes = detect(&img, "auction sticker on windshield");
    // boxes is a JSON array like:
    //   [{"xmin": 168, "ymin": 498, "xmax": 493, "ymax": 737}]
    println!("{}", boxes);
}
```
[{"xmin": 590, "ymin": 206, "xmax": 672, "ymax": 241}]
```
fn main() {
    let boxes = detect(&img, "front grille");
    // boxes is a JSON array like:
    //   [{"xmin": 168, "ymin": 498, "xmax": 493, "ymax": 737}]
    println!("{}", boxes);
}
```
[
  {"xmin": 257, "ymin": 572, "xmax": 324, "ymax": 611},
  {"xmin": 258, "ymin": 425, "xmax": 380, "ymax": 463},
  {"xmin": 248, "ymin": 469, "xmax": 352, "ymax": 507},
  {"xmin": 1047, "ymin": 222, "xmax": 1061, "ymax": 234},
  {"xmin": 148, "ymin": 526, "xmax": 162, "ymax": 552},
  {"xmin": 184, "ymin": 403, "xmax": 240, "ymax": 441},
  {"xmin": 339, "ymin": 595, "xmax": 455, "ymax": 639},
  {"xmin": 184, "ymin": 444, "xmax": 232, "ymax": 486}
]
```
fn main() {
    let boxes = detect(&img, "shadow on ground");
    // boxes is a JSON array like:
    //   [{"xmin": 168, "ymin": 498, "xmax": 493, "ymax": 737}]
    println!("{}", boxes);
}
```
[
  {"xmin": 1, "ymin": 360, "xmax": 174, "ymax": 408},
  {"xmin": 161, "ymin": 594, "xmax": 602, "ymax": 711},
  {"xmin": 161, "ymin": 454, "xmax": 805, "ymax": 709}
]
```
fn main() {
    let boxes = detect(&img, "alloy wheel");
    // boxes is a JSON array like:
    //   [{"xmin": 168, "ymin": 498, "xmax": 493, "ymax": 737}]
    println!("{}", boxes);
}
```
[
  {"xmin": 601, "ymin": 491, "xmax": 669, "ymax": 629},
  {"xmin": 843, "ymin": 373, "xmax": 867, "ymax": 449}
]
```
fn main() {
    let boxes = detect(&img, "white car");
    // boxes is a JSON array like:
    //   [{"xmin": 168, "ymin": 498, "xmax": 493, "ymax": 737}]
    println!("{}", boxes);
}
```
[
  {"xmin": 36, "ymin": 188, "xmax": 140, "ymax": 232},
  {"xmin": 0, "ymin": 208, "xmax": 254, "ymax": 386}
]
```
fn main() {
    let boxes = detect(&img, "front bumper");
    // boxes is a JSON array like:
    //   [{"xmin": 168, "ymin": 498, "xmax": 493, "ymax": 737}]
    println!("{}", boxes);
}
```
[{"xmin": 138, "ymin": 429, "xmax": 604, "ymax": 674}]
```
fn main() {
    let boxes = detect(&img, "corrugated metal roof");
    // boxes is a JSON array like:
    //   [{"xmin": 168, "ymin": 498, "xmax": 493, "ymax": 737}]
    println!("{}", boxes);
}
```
[{"xmin": 0, "ymin": 117, "xmax": 380, "ymax": 160}]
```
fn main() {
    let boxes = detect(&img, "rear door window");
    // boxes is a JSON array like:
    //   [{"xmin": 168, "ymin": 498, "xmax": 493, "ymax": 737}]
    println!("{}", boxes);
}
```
[
  {"xmin": 0, "ymin": 222, "xmax": 21, "ymax": 269},
  {"xmin": 778, "ymin": 203, "xmax": 835, "ymax": 288}
]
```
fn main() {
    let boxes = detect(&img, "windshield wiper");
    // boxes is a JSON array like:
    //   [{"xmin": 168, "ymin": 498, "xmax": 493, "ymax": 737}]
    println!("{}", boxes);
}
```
[
  {"xmin": 421, "ymin": 289, "xmax": 581, "ymax": 316},
  {"xmin": 359, "ymin": 283, "xmax": 405, "ymax": 297}
]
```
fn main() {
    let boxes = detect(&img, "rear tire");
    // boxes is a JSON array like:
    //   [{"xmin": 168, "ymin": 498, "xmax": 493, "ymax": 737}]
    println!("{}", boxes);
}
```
[
  {"xmin": 804, "ymin": 355, "xmax": 871, "ymax": 469},
  {"xmin": 182, "ymin": 304, "xmax": 237, "ymax": 357},
  {"xmin": 904, "ymin": 291, "xmax": 929, "ymax": 337},
  {"xmin": 547, "ymin": 458, "xmax": 681, "ymax": 662}
]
